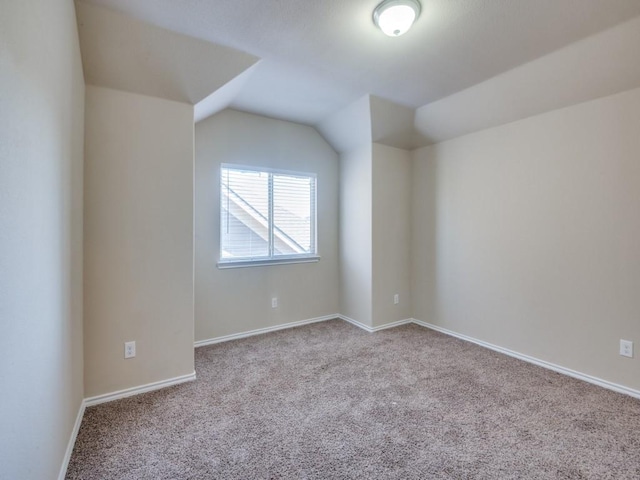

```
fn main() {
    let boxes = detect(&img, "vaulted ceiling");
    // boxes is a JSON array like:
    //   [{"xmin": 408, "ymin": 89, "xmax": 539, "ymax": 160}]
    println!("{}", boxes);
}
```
[{"xmin": 76, "ymin": 0, "xmax": 640, "ymax": 149}]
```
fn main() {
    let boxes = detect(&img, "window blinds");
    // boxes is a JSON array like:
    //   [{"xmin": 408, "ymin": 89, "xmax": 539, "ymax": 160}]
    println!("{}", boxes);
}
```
[{"xmin": 220, "ymin": 165, "xmax": 317, "ymax": 263}]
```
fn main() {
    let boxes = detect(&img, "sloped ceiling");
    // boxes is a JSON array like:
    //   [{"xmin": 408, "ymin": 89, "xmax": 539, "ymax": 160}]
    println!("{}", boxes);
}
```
[
  {"xmin": 317, "ymin": 96, "xmax": 373, "ymax": 154},
  {"xmin": 370, "ymin": 97, "xmax": 429, "ymax": 151},
  {"xmin": 415, "ymin": 15, "xmax": 640, "ymax": 145},
  {"xmin": 76, "ymin": 0, "xmax": 640, "ymax": 149},
  {"xmin": 75, "ymin": 1, "xmax": 259, "ymax": 104}
]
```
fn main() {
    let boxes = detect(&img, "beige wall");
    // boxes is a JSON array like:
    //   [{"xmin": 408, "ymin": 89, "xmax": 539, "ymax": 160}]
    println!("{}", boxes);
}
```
[
  {"xmin": 339, "ymin": 145, "xmax": 374, "ymax": 326},
  {"xmin": 195, "ymin": 109, "xmax": 339, "ymax": 341},
  {"xmin": 0, "ymin": 0, "xmax": 85, "ymax": 478},
  {"xmin": 84, "ymin": 86, "xmax": 194, "ymax": 397},
  {"xmin": 372, "ymin": 144, "xmax": 412, "ymax": 326},
  {"xmin": 412, "ymin": 86, "xmax": 640, "ymax": 391}
]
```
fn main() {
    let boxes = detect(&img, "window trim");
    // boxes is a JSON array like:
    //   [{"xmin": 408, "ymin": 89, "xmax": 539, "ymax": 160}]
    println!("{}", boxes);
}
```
[
  {"xmin": 217, "ymin": 255, "xmax": 321, "ymax": 269},
  {"xmin": 217, "ymin": 164, "xmax": 318, "ymax": 269}
]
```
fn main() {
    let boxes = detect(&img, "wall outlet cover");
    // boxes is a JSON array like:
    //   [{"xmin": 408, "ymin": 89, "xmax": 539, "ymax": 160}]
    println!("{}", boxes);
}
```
[
  {"xmin": 620, "ymin": 339, "xmax": 633, "ymax": 358},
  {"xmin": 125, "ymin": 341, "xmax": 136, "ymax": 359}
]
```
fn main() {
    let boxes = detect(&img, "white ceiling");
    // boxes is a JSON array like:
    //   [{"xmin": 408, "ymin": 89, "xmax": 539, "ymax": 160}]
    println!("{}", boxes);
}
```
[{"xmin": 77, "ymin": 0, "xmax": 640, "ymax": 142}]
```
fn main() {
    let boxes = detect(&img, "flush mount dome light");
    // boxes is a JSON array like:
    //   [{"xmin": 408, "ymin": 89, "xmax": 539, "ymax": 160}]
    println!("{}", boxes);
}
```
[{"xmin": 373, "ymin": 0, "xmax": 421, "ymax": 37}]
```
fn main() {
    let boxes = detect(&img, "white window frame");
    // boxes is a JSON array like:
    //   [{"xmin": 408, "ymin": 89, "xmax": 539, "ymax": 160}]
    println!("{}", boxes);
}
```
[{"xmin": 218, "ymin": 164, "xmax": 320, "ymax": 269}]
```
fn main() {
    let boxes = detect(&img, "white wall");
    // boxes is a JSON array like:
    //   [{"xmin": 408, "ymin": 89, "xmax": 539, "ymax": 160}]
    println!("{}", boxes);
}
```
[
  {"xmin": 195, "ymin": 109, "xmax": 339, "ymax": 341},
  {"xmin": 0, "ymin": 0, "xmax": 85, "ymax": 478},
  {"xmin": 83, "ymin": 86, "xmax": 194, "ymax": 397},
  {"xmin": 412, "ymin": 86, "xmax": 640, "ymax": 391},
  {"xmin": 372, "ymin": 144, "xmax": 412, "ymax": 326},
  {"xmin": 339, "ymin": 145, "xmax": 373, "ymax": 326}
]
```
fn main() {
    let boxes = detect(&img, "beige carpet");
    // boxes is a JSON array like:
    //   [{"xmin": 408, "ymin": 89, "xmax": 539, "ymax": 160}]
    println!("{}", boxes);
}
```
[{"xmin": 67, "ymin": 319, "xmax": 640, "ymax": 479}]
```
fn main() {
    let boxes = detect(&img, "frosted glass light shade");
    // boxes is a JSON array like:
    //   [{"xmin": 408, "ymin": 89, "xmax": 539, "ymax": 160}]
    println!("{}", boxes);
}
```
[{"xmin": 373, "ymin": 0, "xmax": 421, "ymax": 37}]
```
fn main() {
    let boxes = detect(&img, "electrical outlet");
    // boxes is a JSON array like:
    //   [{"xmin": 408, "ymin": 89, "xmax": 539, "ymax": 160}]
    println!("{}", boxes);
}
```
[
  {"xmin": 271, "ymin": 297, "xmax": 278, "ymax": 308},
  {"xmin": 394, "ymin": 294, "xmax": 399, "ymax": 305},
  {"xmin": 124, "ymin": 341, "xmax": 136, "ymax": 359},
  {"xmin": 620, "ymin": 340, "xmax": 633, "ymax": 358}
]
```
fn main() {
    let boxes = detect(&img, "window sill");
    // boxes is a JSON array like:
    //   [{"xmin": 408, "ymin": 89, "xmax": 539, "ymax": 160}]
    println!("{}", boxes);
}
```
[{"xmin": 217, "ymin": 256, "xmax": 320, "ymax": 269}]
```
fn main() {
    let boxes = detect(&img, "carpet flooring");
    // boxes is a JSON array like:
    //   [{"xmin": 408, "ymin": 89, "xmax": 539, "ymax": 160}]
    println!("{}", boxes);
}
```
[{"xmin": 66, "ymin": 320, "xmax": 640, "ymax": 479}]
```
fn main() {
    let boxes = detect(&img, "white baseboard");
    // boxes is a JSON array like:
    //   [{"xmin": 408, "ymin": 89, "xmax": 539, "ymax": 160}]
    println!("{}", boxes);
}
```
[
  {"xmin": 338, "ymin": 314, "xmax": 373, "ymax": 332},
  {"xmin": 58, "ymin": 399, "xmax": 86, "ymax": 480},
  {"xmin": 194, "ymin": 314, "xmax": 339, "ymax": 348},
  {"xmin": 372, "ymin": 318, "xmax": 413, "ymax": 332},
  {"xmin": 412, "ymin": 319, "xmax": 640, "ymax": 400},
  {"xmin": 339, "ymin": 315, "xmax": 413, "ymax": 333},
  {"xmin": 84, "ymin": 371, "xmax": 197, "ymax": 407}
]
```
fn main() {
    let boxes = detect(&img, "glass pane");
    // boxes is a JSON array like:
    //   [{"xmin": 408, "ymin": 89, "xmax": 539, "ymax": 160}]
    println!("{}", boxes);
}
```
[
  {"xmin": 273, "ymin": 174, "xmax": 315, "ymax": 255},
  {"xmin": 220, "ymin": 168, "xmax": 270, "ymax": 259}
]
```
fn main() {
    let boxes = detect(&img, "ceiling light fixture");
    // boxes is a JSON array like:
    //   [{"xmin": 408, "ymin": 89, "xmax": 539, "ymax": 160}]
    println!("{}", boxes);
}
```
[{"xmin": 373, "ymin": 0, "xmax": 421, "ymax": 37}]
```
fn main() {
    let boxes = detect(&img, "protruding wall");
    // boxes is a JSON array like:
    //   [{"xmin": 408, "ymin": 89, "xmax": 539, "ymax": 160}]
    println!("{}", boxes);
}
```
[
  {"xmin": 372, "ymin": 144, "xmax": 412, "ymax": 327},
  {"xmin": 83, "ymin": 86, "xmax": 195, "ymax": 397}
]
